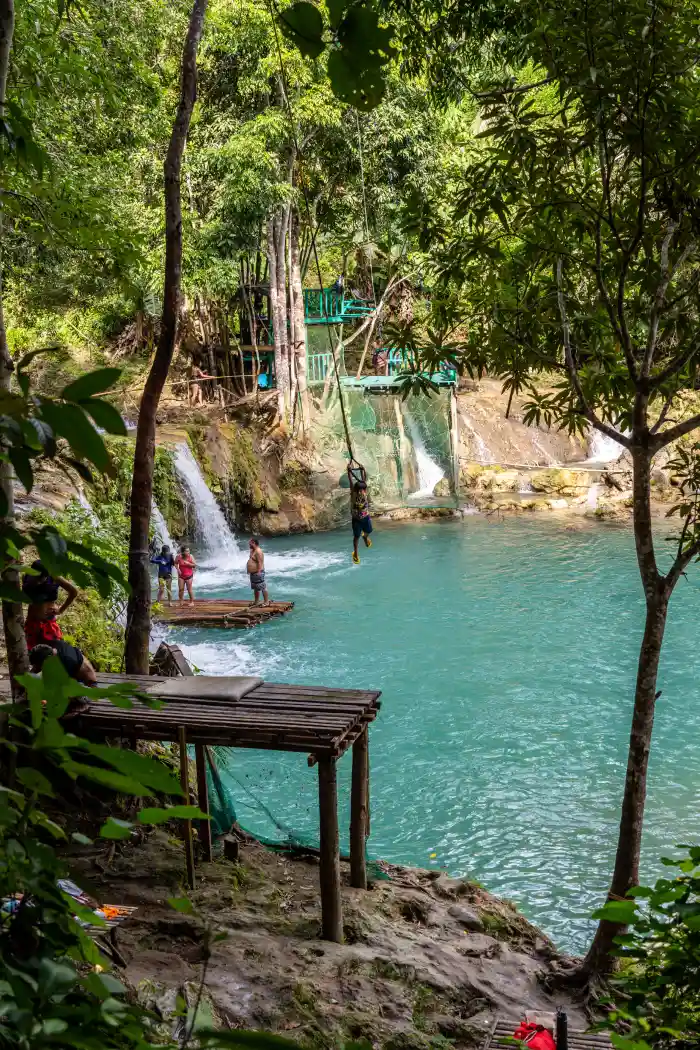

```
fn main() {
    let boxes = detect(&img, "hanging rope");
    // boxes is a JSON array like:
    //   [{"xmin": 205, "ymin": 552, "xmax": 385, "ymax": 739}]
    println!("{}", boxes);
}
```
[
  {"xmin": 268, "ymin": 8, "xmax": 358, "ymax": 465},
  {"xmin": 356, "ymin": 112, "xmax": 377, "ymax": 312}
]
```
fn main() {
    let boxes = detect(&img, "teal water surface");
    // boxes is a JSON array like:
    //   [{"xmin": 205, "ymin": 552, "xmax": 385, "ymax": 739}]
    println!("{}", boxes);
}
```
[{"xmin": 162, "ymin": 516, "xmax": 700, "ymax": 952}]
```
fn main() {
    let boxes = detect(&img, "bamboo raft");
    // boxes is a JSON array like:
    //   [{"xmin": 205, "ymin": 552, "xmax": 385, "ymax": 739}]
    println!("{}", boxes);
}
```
[{"xmin": 153, "ymin": 598, "xmax": 294, "ymax": 629}]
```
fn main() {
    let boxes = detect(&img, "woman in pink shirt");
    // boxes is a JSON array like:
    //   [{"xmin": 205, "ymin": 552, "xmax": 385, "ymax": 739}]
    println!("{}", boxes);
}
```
[{"xmin": 174, "ymin": 545, "xmax": 196, "ymax": 605}]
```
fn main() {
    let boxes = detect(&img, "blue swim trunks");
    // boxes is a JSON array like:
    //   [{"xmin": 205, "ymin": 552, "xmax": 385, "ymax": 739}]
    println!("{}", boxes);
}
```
[{"xmin": 352, "ymin": 515, "xmax": 373, "ymax": 539}]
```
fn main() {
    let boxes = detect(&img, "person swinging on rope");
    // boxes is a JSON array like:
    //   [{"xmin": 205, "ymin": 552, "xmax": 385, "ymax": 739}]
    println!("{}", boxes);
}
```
[{"xmin": 348, "ymin": 462, "xmax": 373, "ymax": 564}]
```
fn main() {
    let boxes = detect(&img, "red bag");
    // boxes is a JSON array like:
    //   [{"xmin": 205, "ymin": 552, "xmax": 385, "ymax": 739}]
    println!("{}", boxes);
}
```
[{"xmin": 513, "ymin": 1022, "xmax": 556, "ymax": 1050}]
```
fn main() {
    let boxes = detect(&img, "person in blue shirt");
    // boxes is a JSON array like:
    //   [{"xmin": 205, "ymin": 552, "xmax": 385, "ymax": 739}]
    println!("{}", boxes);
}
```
[{"xmin": 150, "ymin": 544, "xmax": 175, "ymax": 604}]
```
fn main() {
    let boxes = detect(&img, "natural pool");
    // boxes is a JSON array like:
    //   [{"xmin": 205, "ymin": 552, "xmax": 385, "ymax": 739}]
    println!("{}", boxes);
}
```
[{"xmin": 163, "ymin": 516, "xmax": 700, "ymax": 952}]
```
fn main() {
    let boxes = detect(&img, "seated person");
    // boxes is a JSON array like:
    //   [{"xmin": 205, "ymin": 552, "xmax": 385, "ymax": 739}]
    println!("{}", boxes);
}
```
[
  {"xmin": 22, "ymin": 562, "xmax": 78, "ymax": 649},
  {"xmin": 29, "ymin": 641, "xmax": 97, "ymax": 689}
]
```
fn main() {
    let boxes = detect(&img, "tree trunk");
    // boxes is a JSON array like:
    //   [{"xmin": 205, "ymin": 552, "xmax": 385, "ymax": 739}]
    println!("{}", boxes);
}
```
[
  {"xmin": 580, "ymin": 446, "xmax": 668, "ymax": 976},
  {"xmin": 0, "ymin": 0, "xmax": 26, "ymax": 693},
  {"xmin": 124, "ymin": 0, "xmax": 208, "ymax": 675},
  {"xmin": 267, "ymin": 217, "xmax": 286, "ymax": 420},
  {"xmin": 275, "ymin": 206, "xmax": 291, "ymax": 420},
  {"xmin": 290, "ymin": 211, "xmax": 310, "ymax": 434}
]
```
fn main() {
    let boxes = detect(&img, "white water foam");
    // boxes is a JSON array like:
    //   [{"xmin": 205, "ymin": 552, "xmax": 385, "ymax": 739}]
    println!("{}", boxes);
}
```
[
  {"xmin": 173, "ymin": 443, "xmax": 241, "ymax": 570},
  {"xmin": 402, "ymin": 405, "xmax": 446, "ymax": 498},
  {"xmin": 177, "ymin": 639, "xmax": 285, "ymax": 679}
]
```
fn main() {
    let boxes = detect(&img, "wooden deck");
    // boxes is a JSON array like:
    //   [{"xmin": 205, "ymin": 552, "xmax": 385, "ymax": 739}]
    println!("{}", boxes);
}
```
[
  {"xmin": 153, "ymin": 598, "xmax": 294, "ymax": 629},
  {"xmin": 79, "ymin": 670, "xmax": 380, "ymax": 942},
  {"xmin": 85, "ymin": 673, "xmax": 380, "ymax": 760}
]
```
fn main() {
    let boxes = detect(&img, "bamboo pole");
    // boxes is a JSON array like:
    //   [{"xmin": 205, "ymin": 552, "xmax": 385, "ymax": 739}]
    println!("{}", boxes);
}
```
[
  {"xmin": 318, "ymin": 757, "xmax": 343, "ymax": 942},
  {"xmin": 195, "ymin": 743, "xmax": 213, "ymax": 862},
  {"xmin": 179, "ymin": 726, "xmax": 196, "ymax": 889},
  {"xmin": 450, "ymin": 387, "xmax": 460, "ymax": 502},
  {"xmin": 349, "ymin": 729, "xmax": 369, "ymax": 889}
]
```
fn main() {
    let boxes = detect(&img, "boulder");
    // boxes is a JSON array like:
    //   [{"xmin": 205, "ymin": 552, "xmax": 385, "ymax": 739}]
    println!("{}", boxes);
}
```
[
  {"xmin": 433, "ymin": 477, "xmax": 451, "ymax": 498},
  {"xmin": 530, "ymin": 468, "xmax": 590, "ymax": 496},
  {"xmin": 447, "ymin": 905, "xmax": 484, "ymax": 932}
]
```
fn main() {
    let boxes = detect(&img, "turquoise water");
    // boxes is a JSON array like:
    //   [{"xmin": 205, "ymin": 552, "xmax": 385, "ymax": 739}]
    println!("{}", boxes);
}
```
[{"xmin": 162, "ymin": 517, "xmax": 700, "ymax": 952}]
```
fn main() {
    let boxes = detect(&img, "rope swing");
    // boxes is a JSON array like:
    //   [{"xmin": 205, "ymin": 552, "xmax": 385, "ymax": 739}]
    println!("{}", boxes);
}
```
[{"xmin": 269, "ymin": 8, "xmax": 360, "ymax": 470}]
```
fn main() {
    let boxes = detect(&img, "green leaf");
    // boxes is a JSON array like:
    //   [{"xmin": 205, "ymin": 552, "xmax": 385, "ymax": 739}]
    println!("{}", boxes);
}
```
[
  {"xmin": 83, "ymin": 398, "xmax": 127, "ymax": 436},
  {"xmin": 42, "ymin": 1019, "xmax": 68, "ymax": 1036},
  {"xmin": 684, "ymin": 914, "xmax": 700, "ymax": 930},
  {"xmin": 592, "ymin": 900, "xmax": 638, "ymax": 924},
  {"xmin": 168, "ymin": 896, "xmax": 194, "ymax": 914},
  {"xmin": 328, "ymin": 48, "xmax": 386, "ymax": 111},
  {"xmin": 9, "ymin": 448, "xmax": 33, "ymax": 493},
  {"xmin": 138, "ymin": 805, "xmax": 209, "ymax": 823},
  {"xmin": 99, "ymin": 817, "xmax": 133, "ymax": 840},
  {"xmin": 326, "ymin": 0, "xmax": 344, "ymax": 27},
  {"xmin": 16, "ymin": 767, "xmax": 55, "ymax": 797},
  {"xmin": 83, "ymin": 743, "xmax": 183, "ymax": 796},
  {"xmin": 72, "ymin": 831, "xmax": 93, "ymax": 845},
  {"xmin": 279, "ymin": 2, "xmax": 325, "ymax": 58},
  {"xmin": 16, "ymin": 345, "xmax": 59, "ymax": 371},
  {"xmin": 61, "ymin": 368, "xmax": 122, "ymax": 402},
  {"xmin": 63, "ymin": 761, "xmax": 149, "ymax": 796},
  {"xmin": 39, "ymin": 401, "xmax": 113, "ymax": 475},
  {"xmin": 198, "ymin": 1029, "xmax": 301, "ymax": 1049},
  {"xmin": 41, "ymin": 653, "xmax": 71, "ymax": 694}
]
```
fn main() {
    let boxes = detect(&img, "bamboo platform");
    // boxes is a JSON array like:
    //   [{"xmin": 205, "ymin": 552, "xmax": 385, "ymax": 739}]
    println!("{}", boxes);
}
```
[
  {"xmin": 79, "ymin": 669, "xmax": 380, "ymax": 942},
  {"xmin": 153, "ymin": 598, "xmax": 294, "ymax": 629},
  {"xmin": 485, "ymin": 1019, "xmax": 611, "ymax": 1050}
]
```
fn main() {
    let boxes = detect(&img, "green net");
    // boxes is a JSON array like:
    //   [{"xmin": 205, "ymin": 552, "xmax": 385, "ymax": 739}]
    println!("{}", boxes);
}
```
[{"xmin": 311, "ymin": 384, "xmax": 455, "ymax": 511}]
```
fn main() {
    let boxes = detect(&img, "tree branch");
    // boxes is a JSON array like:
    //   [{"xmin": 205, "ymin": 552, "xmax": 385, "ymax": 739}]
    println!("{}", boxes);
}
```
[
  {"xmin": 556, "ymin": 257, "xmax": 631, "ymax": 447},
  {"xmin": 651, "ymin": 410, "xmax": 700, "ymax": 451}
]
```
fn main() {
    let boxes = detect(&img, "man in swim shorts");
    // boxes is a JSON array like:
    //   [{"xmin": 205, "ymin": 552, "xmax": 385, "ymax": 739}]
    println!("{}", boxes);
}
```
[
  {"xmin": 247, "ymin": 535, "xmax": 269, "ymax": 605},
  {"xmin": 349, "ymin": 472, "xmax": 373, "ymax": 564}
]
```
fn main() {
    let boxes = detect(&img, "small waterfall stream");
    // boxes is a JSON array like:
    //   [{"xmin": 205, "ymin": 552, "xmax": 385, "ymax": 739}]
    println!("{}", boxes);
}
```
[
  {"xmin": 586, "ymin": 430, "xmax": 626, "ymax": 464},
  {"xmin": 173, "ymin": 443, "xmax": 240, "ymax": 566},
  {"xmin": 402, "ymin": 405, "xmax": 446, "ymax": 498},
  {"xmin": 77, "ymin": 489, "xmax": 99, "ymax": 526}
]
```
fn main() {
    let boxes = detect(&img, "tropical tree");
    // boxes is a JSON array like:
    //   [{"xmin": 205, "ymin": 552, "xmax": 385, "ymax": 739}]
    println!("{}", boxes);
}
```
[
  {"xmin": 124, "ymin": 0, "xmax": 209, "ymax": 675},
  {"xmin": 394, "ymin": 0, "xmax": 700, "ymax": 981}
]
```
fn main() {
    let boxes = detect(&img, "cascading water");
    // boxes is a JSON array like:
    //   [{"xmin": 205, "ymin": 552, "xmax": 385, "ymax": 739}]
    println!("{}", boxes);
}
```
[
  {"xmin": 77, "ymin": 489, "xmax": 99, "ymax": 526},
  {"xmin": 151, "ymin": 500, "xmax": 173, "ymax": 550},
  {"xmin": 402, "ymin": 405, "xmax": 446, "ymax": 499},
  {"xmin": 460, "ymin": 411, "xmax": 494, "ymax": 465},
  {"xmin": 173, "ymin": 443, "xmax": 240, "ymax": 567},
  {"xmin": 586, "ymin": 429, "xmax": 626, "ymax": 464}
]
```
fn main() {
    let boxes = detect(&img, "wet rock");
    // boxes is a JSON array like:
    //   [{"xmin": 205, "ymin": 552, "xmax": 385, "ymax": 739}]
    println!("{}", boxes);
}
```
[
  {"xmin": 433, "ymin": 477, "xmax": 451, "ymax": 498},
  {"xmin": 433, "ymin": 874, "xmax": 471, "ymax": 899},
  {"xmin": 447, "ymin": 905, "xmax": 484, "ymax": 931}
]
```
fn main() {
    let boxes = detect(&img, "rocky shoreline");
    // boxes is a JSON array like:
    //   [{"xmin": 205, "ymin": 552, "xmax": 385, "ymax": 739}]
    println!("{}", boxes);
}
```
[{"xmin": 67, "ymin": 830, "xmax": 590, "ymax": 1048}]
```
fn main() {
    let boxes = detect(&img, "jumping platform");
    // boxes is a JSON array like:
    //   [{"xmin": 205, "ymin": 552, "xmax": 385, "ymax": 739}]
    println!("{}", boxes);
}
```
[{"xmin": 153, "ymin": 598, "xmax": 294, "ymax": 629}]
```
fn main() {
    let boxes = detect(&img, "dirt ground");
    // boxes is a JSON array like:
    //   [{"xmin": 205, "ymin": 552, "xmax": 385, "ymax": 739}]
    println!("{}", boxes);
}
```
[{"xmin": 68, "ymin": 830, "xmax": 590, "ymax": 1048}]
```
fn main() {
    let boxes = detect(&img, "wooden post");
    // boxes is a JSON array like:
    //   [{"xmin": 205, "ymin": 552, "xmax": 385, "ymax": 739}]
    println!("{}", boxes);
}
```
[
  {"xmin": 195, "ymin": 743, "xmax": 213, "ymax": 862},
  {"xmin": 349, "ymin": 729, "xmax": 369, "ymax": 889},
  {"xmin": 318, "ymin": 757, "xmax": 343, "ymax": 942},
  {"xmin": 450, "ymin": 387, "xmax": 460, "ymax": 503},
  {"xmin": 179, "ymin": 726, "xmax": 196, "ymax": 889}
]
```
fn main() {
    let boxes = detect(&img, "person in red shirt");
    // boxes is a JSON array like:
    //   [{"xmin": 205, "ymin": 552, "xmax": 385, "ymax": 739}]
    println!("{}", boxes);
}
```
[
  {"xmin": 22, "ymin": 562, "xmax": 78, "ymax": 649},
  {"xmin": 174, "ymin": 546, "xmax": 196, "ymax": 605}
]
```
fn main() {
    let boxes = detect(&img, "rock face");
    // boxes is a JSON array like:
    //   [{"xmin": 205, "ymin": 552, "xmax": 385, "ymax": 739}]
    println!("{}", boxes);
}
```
[
  {"xmin": 530, "ymin": 469, "xmax": 591, "ymax": 496},
  {"xmin": 69, "ymin": 831, "xmax": 589, "ymax": 1050}
]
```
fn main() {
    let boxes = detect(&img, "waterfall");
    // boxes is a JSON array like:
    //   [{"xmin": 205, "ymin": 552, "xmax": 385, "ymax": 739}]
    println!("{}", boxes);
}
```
[
  {"xmin": 77, "ymin": 489, "xmax": 99, "ymax": 526},
  {"xmin": 586, "ymin": 429, "xmax": 626, "ymax": 464},
  {"xmin": 587, "ymin": 482, "xmax": 602, "ymax": 510},
  {"xmin": 402, "ymin": 405, "xmax": 446, "ymax": 499},
  {"xmin": 151, "ymin": 500, "xmax": 173, "ymax": 550},
  {"xmin": 173, "ymin": 443, "xmax": 240, "ymax": 565},
  {"xmin": 460, "ymin": 411, "xmax": 494, "ymax": 465}
]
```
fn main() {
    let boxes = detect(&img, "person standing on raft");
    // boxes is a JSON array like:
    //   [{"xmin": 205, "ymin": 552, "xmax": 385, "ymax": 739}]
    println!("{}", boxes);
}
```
[
  {"xmin": 247, "ymin": 536, "xmax": 269, "ymax": 605},
  {"xmin": 150, "ymin": 544, "xmax": 175, "ymax": 605},
  {"xmin": 174, "ymin": 545, "xmax": 196, "ymax": 605},
  {"xmin": 348, "ymin": 463, "xmax": 373, "ymax": 564}
]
